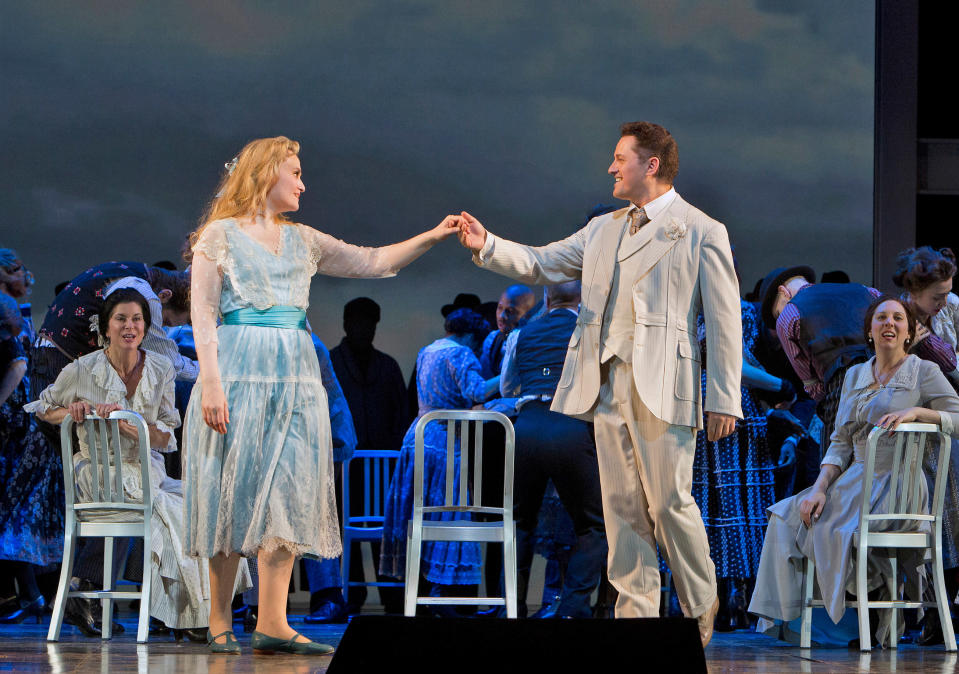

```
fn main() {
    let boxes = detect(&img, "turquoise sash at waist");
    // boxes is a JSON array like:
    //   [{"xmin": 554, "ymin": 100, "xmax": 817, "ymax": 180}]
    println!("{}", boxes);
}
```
[{"xmin": 222, "ymin": 306, "xmax": 307, "ymax": 330}]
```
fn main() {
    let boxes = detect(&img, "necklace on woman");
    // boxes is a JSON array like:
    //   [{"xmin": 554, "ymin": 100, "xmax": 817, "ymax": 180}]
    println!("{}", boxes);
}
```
[{"xmin": 873, "ymin": 355, "xmax": 906, "ymax": 389}]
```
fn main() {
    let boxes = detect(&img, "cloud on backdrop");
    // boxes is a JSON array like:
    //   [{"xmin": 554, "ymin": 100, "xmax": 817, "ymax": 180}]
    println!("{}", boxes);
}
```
[{"xmin": 1, "ymin": 1, "xmax": 873, "ymax": 373}]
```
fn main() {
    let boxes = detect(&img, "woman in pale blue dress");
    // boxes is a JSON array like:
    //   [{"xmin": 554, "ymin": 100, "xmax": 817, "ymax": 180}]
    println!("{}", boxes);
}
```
[
  {"xmin": 183, "ymin": 136, "xmax": 457, "ymax": 654},
  {"xmin": 380, "ymin": 309, "xmax": 498, "ymax": 593}
]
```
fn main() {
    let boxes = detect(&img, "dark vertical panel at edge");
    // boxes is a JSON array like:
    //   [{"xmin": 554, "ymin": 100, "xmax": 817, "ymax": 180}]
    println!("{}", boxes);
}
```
[{"xmin": 873, "ymin": 0, "xmax": 918, "ymax": 292}]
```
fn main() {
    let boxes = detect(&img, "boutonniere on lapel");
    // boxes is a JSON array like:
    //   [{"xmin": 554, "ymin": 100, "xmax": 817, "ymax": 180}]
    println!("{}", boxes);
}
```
[{"xmin": 664, "ymin": 217, "xmax": 687, "ymax": 241}]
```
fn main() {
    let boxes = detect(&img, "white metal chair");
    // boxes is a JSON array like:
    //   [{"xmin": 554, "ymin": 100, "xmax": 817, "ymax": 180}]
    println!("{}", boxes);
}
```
[
  {"xmin": 341, "ymin": 449, "xmax": 404, "ymax": 604},
  {"xmin": 48, "ymin": 411, "xmax": 154, "ymax": 643},
  {"xmin": 800, "ymin": 423, "xmax": 957, "ymax": 651},
  {"xmin": 404, "ymin": 410, "xmax": 517, "ymax": 617}
]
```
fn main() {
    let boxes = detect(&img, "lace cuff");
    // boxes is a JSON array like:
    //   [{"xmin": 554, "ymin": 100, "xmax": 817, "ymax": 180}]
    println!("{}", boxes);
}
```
[{"xmin": 153, "ymin": 418, "xmax": 179, "ymax": 453}]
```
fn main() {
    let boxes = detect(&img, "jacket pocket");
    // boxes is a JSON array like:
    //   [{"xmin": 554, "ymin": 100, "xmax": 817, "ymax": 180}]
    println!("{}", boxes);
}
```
[{"xmin": 675, "ymin": 340, "xmax": 701, "ymax": 402}]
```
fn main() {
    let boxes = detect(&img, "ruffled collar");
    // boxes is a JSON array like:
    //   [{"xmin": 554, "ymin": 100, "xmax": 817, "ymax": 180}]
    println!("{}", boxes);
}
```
[
  {"xmin": 848, "ymin": 354, "xmax": 920, "ymax": 392},
  {"xmin": 83, "ymin": 348, "xmax": 163, "ymax": 404}
]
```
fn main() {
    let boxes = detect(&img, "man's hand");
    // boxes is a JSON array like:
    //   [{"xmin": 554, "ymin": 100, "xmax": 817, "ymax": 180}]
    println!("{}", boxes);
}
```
[
  {"xmin": 706, "ymin": 412, "xmax": 736, "ymax": 442},
  {"xmin": 457, "ymin": 211, "xmax": 488, "ymax": 253}
]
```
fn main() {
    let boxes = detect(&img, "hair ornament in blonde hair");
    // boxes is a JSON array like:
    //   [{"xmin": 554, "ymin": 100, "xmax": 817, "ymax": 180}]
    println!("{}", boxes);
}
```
[{"xmin": 225, "ymin": 156, "xmax": 239, "ymax": 175}]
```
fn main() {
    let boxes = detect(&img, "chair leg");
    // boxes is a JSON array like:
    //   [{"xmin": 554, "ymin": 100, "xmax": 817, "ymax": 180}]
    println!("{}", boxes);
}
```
[
  {"xmin": 102, "ymin": 536, "xmax": 114, "ymax": 640},
  {"xmin": 932, "ymin": 546, "xmax": 958, "ymax": 651},
  {"xmin": 856, "ymin": 545, "xmax": 870, "ymax": 651},
  {"xmin": 47, "ymin": 530, "xmax": 77, "ymax": 642},
  {"xmin": 137, "ymin": 536, "xmax": 151, "ymax": 643},
  {"xmin": 503, "ymin": 525, "xmax": 517, "ymax": 619},
  {"xmin": 887, "ymin": 553, "xmax": 898, "ymax": 650},
  {"xmin": 404, "ymin": 528, "xmax": 422, "ymax": 617},
  {"xmin": 342, "ymin": 534, "xmax": 352, "ymax": 607},
  {"xmin": 800, "ymin": 557, "xmax": 814, "ymax": 648}
]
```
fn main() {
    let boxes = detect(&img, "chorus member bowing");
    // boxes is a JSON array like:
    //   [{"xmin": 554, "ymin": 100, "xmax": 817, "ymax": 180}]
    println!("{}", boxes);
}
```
[
  {"xmin": 748, "ymin": 296, "xmax": 959, "ymax": 646},
  {"xmin": 183, "ymin": 136, "xmax": 458, "ymax": 655},
  {"xmin": 454, "ymin": 121, "xmax": 743, "ymax": 647}
]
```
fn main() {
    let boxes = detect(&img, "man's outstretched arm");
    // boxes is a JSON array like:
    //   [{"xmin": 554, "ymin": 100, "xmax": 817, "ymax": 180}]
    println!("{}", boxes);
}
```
[{"xmin": 454, "ymin": 211, "xmax": 587, "ymax": 285}]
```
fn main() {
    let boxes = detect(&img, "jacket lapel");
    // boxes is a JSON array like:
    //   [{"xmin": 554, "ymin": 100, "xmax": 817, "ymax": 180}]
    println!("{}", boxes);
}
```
[
  {"xmin": 621, "ymin": 196, "xmax": 690, "ymax": 280},
  {"xmin": 579, "ymin": 208, "xmax": 628, "ymax": 326}
]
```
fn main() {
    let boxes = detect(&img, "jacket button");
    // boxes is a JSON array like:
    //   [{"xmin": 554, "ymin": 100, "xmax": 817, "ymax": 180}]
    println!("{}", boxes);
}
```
[{"xmin": 543, "ymin": 367, "xmax": 550, "ymax": 376}]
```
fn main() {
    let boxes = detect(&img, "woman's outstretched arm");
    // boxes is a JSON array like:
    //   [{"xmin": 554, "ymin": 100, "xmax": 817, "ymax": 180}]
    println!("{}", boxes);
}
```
[{"xmin": 307, "ymin": 217, "xmax": 459, "ymax": 278}]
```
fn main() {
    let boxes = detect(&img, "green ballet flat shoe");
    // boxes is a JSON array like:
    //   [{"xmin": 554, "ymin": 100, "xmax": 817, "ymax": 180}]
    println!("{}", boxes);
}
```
[
  {"xmin": 206, "ymin": 629, "xmax": 241, "ymax": 654},
  {"xmin": 251, "ymin": 630, "xmax": 334, "ymax": 655}
]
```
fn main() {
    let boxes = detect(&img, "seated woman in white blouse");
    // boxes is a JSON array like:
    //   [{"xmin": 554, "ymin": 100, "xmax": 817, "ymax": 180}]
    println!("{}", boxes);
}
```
[
  {"xmin": 747, "ymin": 295, "xmax": 959, "ymax": 647},
  {"xmin": 26, "ymin": 287, "xmax": 233, "ymax": 634}
]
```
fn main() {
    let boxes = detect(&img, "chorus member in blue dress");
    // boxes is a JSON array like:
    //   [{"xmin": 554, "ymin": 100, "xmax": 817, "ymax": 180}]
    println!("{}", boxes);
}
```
[
  {"xmin": 183, "ymin": 136, "xmax": 458, "ymax": 655},
  {"xmin": 692, "ymin": 300, "xmax": 779, "ymax": 630},
  {"xmin": 0, "ymin": 279, "xmax": 64, "ymax": 623},
  {"xmin": 379, "ymin": 309, "xmax": 499, "ymax": 591}
]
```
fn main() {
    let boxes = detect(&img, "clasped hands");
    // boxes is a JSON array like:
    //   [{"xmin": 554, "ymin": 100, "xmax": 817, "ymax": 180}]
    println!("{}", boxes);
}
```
[
  {"xmin": 434, "ymin": 212, "xmax": 488, "ymax": 252},
  {"xmin": 67, "ymin": 401, "xmax": 139, "ymax": 439}
]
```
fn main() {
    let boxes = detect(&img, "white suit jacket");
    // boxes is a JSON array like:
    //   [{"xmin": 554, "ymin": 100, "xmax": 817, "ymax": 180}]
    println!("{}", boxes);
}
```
[{"xmin": 474, "ymin": 194, "xmax": 743, "ymax": 429}]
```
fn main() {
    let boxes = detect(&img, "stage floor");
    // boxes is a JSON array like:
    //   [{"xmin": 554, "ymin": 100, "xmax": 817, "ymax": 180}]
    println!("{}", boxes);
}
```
[{"xmin": 1, "ymin": 613, "xmax": 956, "ymax": 673}]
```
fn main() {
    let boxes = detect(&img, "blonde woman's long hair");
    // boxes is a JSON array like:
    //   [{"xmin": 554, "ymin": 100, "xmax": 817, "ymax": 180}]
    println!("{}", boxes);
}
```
[{"xmin": 189, "ymin": 136, "xmax": 300, "ymax": 250}]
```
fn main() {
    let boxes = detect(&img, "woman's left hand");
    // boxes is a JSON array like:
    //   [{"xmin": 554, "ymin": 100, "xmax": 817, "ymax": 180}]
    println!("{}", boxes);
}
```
[{"xmin": 876, "ymin": 407, "xmax": 922, "ymax": 435}]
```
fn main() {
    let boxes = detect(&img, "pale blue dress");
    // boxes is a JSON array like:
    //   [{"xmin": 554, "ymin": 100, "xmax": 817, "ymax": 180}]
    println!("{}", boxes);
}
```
[{"xmin": 184, "ymin": 218, "xmax": 395, "ymax": 559}]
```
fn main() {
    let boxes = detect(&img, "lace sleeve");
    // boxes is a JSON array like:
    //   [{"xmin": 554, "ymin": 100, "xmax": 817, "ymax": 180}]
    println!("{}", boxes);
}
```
[
  {"xmin": 299, "ymin": 225, "xmax": 397, "ymax": 279},
  {"xmin": 191, "ymin": 223, "xmax": 225, "ymax": 346}
]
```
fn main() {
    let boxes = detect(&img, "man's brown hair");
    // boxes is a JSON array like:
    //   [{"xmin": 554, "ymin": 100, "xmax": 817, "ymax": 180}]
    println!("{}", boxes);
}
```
[{"xmin": 620, "ymin": 121, "xmax": 679, "ymax": 184}]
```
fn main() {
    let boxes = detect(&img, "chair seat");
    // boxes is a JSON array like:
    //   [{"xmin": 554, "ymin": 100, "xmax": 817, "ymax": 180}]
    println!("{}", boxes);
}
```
[
  {"xmin": 343, "ymin": 526, "xmax": 384, "ymax": 543},
  {"xmin": 76, "ymin": 509, "xmax": 146, "ymax": 523}
]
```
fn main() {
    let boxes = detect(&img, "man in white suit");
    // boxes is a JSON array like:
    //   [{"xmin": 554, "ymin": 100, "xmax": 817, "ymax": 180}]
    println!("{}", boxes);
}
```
[{"xmin": 455, "ymin": 122, "xmax": 743, "ymax": 646}]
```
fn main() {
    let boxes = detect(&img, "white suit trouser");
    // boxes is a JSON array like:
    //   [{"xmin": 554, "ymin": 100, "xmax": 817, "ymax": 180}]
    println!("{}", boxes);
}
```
[{"xmin": 592, "ymin": 358, "xmax": 717, "ymax": 618}]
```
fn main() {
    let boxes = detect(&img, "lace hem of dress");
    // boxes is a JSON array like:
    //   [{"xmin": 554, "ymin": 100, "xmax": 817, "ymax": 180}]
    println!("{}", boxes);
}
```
[{"xmin": 196, "ymin": 533, "xmax": 343, "ymax": 560}]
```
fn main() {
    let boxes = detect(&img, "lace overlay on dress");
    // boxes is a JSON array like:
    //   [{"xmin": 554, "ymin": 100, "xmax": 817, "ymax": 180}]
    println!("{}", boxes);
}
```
[{"xmin": 190, "ymin": 220, "xmax": 398, "ymax": 349}]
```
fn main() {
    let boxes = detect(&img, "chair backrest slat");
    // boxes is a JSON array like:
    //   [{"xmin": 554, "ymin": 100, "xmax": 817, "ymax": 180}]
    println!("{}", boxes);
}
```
[
  {"xmin": 908, "ymin": 433, "xmax": 922, "ymax": 513},
  {"xmin": 446, "ymin": 421, "xmax": 456, "ymax": 506},
  {"xmin": 97, "ymin": 419, "xmax": 113, "ymax": 502},
  {"xmin": 110, "ymin": 419, "xmax": 125, "ymax": 503},
  {"xmin": 889, "ymin": 432, "xmax": 903, "ymax": 512},
  {"xmin": 473, "ymin": 421, "xmax": 483, "ymax": 508},
  {"xmin": 86, "ymin": 419, "xmax": 102, "ymax": 500}
]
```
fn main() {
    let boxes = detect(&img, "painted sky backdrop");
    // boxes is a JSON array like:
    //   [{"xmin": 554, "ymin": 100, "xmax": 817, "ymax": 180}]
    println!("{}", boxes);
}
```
[{"xmin": 2, "ymin": 1, "xmax": 874, "ymax": 375}]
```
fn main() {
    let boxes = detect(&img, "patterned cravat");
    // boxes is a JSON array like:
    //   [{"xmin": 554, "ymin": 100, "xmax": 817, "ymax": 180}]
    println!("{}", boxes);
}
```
[{"xmin": 628, "ymin": 207, "xmax": 650, "ymax": 235}]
